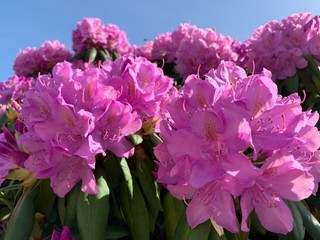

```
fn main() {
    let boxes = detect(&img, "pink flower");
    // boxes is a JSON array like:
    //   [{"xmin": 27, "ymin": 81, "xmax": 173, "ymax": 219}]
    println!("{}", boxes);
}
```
[
  {"xmin": 13, "ymin": 41, "xmax": 71, "ymax": 77},
  {"xmin": 0, "ymin": 75, "xmax": 33, "ymax": 104},
  {"xmin": 240, "ymin": 151, "xmax": 314, "ymax": 234},
  {"xmin": 72, "ymin": 18, "xmax": 108, "ymax": 54},
  {"xmin": 50, "ymin": 226, "xmax": 74, "ymax": 240},
  {"xmin": 72, "ymin": 18, "xmax": 130, "ymax": 56},
  {"xmin": 155, "ymin": 61, "xmax": 320, "ymax": 233},
  {"xmin": 0, "ymin": 127, "xmax": 29, "ymax": 185},
  {"xmin": 245, "ymin": 12, "xmax": 320, "ymax": 80},
  {"xmin": 19, "ymin": 61, "xmax": 142, "ymax": 196}
]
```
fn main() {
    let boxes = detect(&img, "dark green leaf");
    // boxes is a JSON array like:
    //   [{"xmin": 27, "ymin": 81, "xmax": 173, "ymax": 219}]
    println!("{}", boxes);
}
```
[
  {"xmin": 284, "ymin": 74, "xmax": 299, "ymax": 93},
  {"xmin": 0, "ymin": 207, "xmax": 10, "ymax": 222},
  {"xmin": 77, "ymin": 170, "xmax": 110, "ymax": 240},
  {"xmin": 85, "ymin": 47, "xmax": 97, "ymax": 63},
  {"xmin": 102, "ymin": 155, "xmax": 123, "ymax": 189},
  {"xmin": 34, "ymin": 179, "xmax": 55, "ymax": 216},
  {"xmin": 4, "ymin": 189, "xmax": 35, "ymax": 240},
  {"xmin": 285, "ymin": 200, "xmax": 305, "ymax": 240},
  {"xmin": 63, "ymin": 183, "xmax": 80, "ymax": 226},
  {"xmin": 163, "ymin": 192, "xmax": 185, "ymax": 240},
  {"xmin": 294, "ymin": 201, "xmax": 320, "ymax": 240},
  {"xmin": 119, "ymin": 178, "xmax": 149, "ymax": 240},
  {"xmin": 119, "ymin": 157, "xmax": 133, "ymax": 197},
  {"xmin": 135, "ymin": 152, "xmax": 161, "ymax": 232},
  {"xmin": 105, "ymin": 224, "xmax": 130, "ymax": 238},
  {"xmin": 98, "ymin": 48, "xmax": 111, "ymax": 61},
  {"xmin": 173, "ymin": 212, "xmax": 211, "ymax": 240}
]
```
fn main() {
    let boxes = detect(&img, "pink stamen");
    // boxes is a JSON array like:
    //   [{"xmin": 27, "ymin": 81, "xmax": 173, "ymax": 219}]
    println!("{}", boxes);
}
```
[
  {"xmin": 251, "ymin": 60, "xmax": 255, "ymax": 75},
  {"xmin": 197, "ymin": 64, "xmax": 201, "ymax": 78},
  {"xmin": 300, "ymin": 89, "xmax": 306, "ymax": 104},
  {"xmin": 161, "ymin": 58, "xmax": 165, "ymax": 69}
]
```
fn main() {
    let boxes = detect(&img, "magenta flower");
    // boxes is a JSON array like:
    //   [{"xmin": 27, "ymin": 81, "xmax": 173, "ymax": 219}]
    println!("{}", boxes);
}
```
[
  {"xmin": 240, "ymin": 151, "xmax": 314, "ymax": 234},
  {"xmin": 245, "ymin": 12, "xmax": 320, "ymax": 80},
  {"xmin": 102, "ymin": 55, "xmax": 174, "ymax": 124},
  {"xmin": 13, "ymin": 41, "xmax": 71, "ymax": 77},
  {"xmin": 50, "ymin": 226, "xmax": 74, "ymax": 240},
  {"xmin": 0, "ymin": 75, "xmax": 33, "ymax": 104},
  {"xmin": 155, "ymin": 61, "xmax": 320, "ymax": 233},
  {"xmin": 0, "ymin": 127, "xmax": 29, "ymax": 185},
  {"xmin": 72, "ymin": 18, "xmax": 130, "ymax": 56}
]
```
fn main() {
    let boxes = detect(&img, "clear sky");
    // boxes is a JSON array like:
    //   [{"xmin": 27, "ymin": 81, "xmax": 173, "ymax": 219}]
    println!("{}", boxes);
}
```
[{"xmin": 0, "ymin": 0, "xmax": 319, "ymax": 81}]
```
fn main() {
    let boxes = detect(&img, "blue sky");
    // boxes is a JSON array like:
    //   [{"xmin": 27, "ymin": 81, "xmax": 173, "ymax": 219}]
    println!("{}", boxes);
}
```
[{"xmin": 0, "ymin": 0, "xmax": 319, "ymax": 81}]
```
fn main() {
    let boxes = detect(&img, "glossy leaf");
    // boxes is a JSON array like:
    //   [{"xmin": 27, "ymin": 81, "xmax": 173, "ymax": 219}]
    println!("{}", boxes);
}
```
[
  {"xmin": 63, "ymin": 183, "xmax": 80, "ymax": 226},
  {"xmin": 119, "ymin": 157, "xmax": 133, "ymax": 197},
  {"xmin": 284, "ymin": 74, "xmax": 299, "ymax": 94},
  {"xmin": 119, "ymin": 178, "xmax": 149, "ymax": 240},
  {"xmin": 102, "ymin": 155, "xmax": 123, "ymax": 189},
  {"xmin": 135, "ymin": 153, "xmax": 161, "ymax": 233},
  {"xmin": 294, "ymin": 201, "xmax": 320, "ymax": 240},
  {"xmin": 4, "ymin": 189, "xmax": 35, "ymax": 240},
  {"xmin": 285, "ymin": 200, "xmax": 305, "ymax": 240},
  {"xmin": 173, "ymin": 212, "xmax": 211, "ymax": 240},
  {"xmin": 163, "ymin": 192, "xmax": 185, "ymax": 240},
  {"xmin": 34, "ymin": 179, "xmax": 55, "ymax": 216},
  {"xmin": 77, "ymin": 170, "xmax": 110, "ymax": 240},
  {"xmin": 85, "ymin": 47, "xmax": 97, "ymax": 63}
]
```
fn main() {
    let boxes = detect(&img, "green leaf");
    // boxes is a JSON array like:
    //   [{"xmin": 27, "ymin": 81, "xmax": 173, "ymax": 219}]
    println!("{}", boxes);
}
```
[
  {"xmin": 285, "ymin": 200, "xmax": 305, "ymax": 240},
  {"xmin": 112, "ymin": 50, "xmax": 121, "ymax": 60},
  {"xmin": 85, "ymin": 47, "xmax": 97, "ymax": 63},
  {"xmin": 119, "ymin": 157, "xmax": 133, "ymax": 197},
  {"xmin": 119, "ymin": 178, "xmax": 149, "ymax": 240},
  {"xmin": 173, "ymin": 211, "xmax": 211, "ymax": 240},
  {"xmin": 77, "ymin": 169, "xmax": 110, "ymax": 240},
  {"xmin": 130, "ymin": 133, "xmax": 144, "ymax": 146},
  {"xmin": 0, "ymin": 207, "xmax": 10, "ymax": 222},
  {"xmin": 294, "ymin": 201, "xmax": 320, "ymax": 240},
  {"xmin": 284, "ymin": 74, "xmax": 299, "ymax": 93},
  {"xmin": 63, "ymin": 183, "xmax": 80, "ymax": 226},
  {"xmin": 4, "ymin": 189, "xmax": 35, "ymax": 240},
  {"xmin": 224, "ymin": 230, "xmax": 238, "ymax": 240},
  {"xmin": 102, "ymin": 155, "xmax": 123, "ymax": 189},
  {"xmin": 250, "ymin": 211, "xmax": 265, "ymax": 235},
  {"xmin": 163, "ymin": 192, "xmax": 185, "ymax": 240},
  {"xmin": 105, "ymin": 224, "xmax": 130, "ymax": 238},
  {"xmin": 98, "ymin": 48, "xmax": 111, "ymax": 61},
  {"xmin": 135, "ymin": 154, "xmax": 161, "ymax": 232},
  {"xmin": 34, "ymin": 179, "xmax": 55, "ymax": 216},
  {"xmin": 298, "ymin": 57, "xmax": 320, "ymax": 94},
  {"xmin": 0, "ymin": 198, "xmax": 13, "ymax": 211}
]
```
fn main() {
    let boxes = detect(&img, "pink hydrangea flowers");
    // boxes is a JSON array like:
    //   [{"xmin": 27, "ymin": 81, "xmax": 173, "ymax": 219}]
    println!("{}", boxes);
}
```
[{"xmin": 154, "ymin": 61, "xmax": 320, "ymax": 234}]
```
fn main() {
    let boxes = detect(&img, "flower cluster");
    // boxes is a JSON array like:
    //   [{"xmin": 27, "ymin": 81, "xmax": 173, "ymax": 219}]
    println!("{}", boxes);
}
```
[
  {"xmin": 72, "ymin": 18, "xmax": 130, "ymax": 55},
  {"xmin": 17, "ymin": 54, "xmax": 173, "ymax": 197},
  {"xmin": 154, "ymin": 61, "xmax": 320, "ymax": 234},
  {"xmin": 135, "ymin": 23, "xmax": 242, "ymax": 79},
  {"xmin": 0, "ymin": 75, "xmax": 33, "ymax": 104},
  {"xmin": 245, "ymin": 12, "xmax": 320, "ymax": 80},
  {"xmin": 13, "ymin": 41, "xmax": 71, "ymax": 77}
]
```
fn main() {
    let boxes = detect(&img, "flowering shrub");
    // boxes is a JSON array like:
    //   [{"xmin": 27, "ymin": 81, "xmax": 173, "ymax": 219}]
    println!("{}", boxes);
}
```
[
  {"xmin": 155, "ymin": 61, "xmax": 320, "ymax": 234},
  {"xmin": 1, "ymin": 14, "xmax": 320, "ymax": 240}
]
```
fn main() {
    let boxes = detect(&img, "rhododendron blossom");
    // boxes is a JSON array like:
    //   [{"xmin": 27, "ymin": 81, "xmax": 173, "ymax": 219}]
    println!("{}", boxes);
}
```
[
  {"xmin": 72, "ymin": 18, "xmax": 130, "ymax": 56},
  {"xmin": 154, "ymin": 61, "xmax": 320, "ymax": 234},
  {"xmin": 245, "ymin": 12, "xmax": 320, "ymax": 80},
  {"xmin": 17, "ymin": 54, "xmax": 173, "ymax": 197},
  {"xmin": 13, "ymin": 41, "xmax": 71, "ymax": 77}
]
